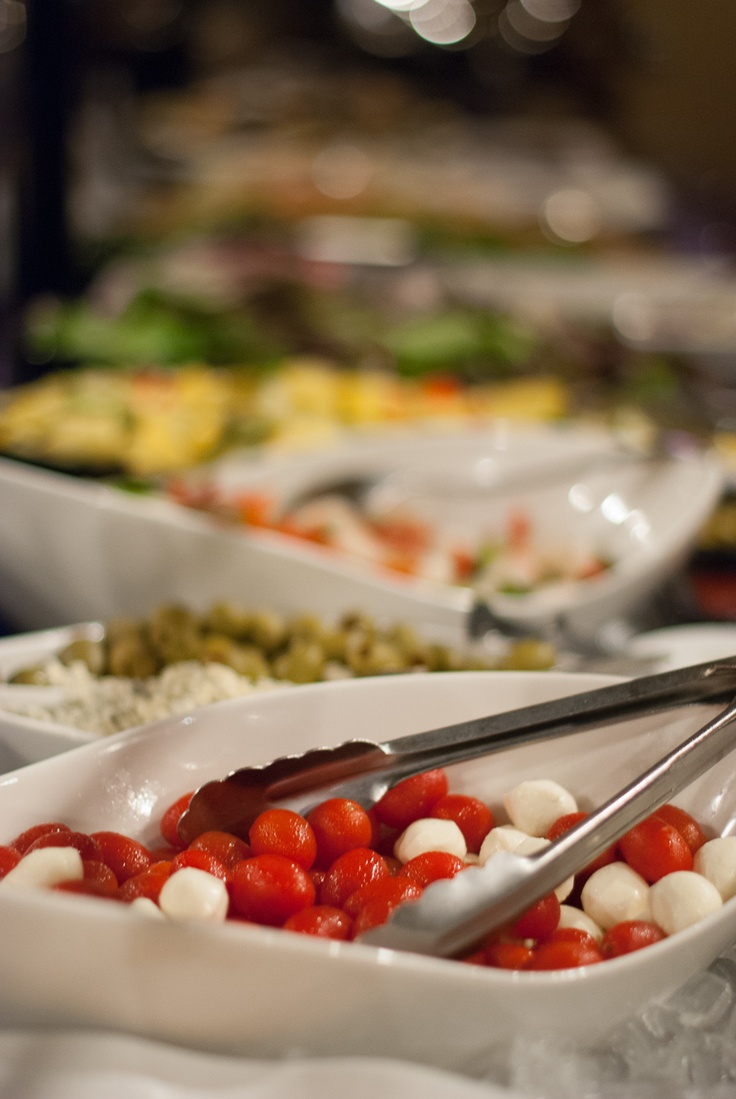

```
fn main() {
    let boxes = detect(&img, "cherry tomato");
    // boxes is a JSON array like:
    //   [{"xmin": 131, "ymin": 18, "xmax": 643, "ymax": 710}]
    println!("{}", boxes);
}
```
[
  {"xmin": 343, "ymin": 875, "xmax": 424, "ymax": 918},
  {"xmin": 372, "ymin": 770, "xmax": 449, "ymax": 831},
  {"xmin": 9, "ymin": 822, "xmax": 71, "ymax": 855},
  {"xmin": 26, "ymin": 830, "xmax": 102, "ymax": 862},
  {"xmin": 485, "ymin": 940, "xmax": 534, "ymax": 969},
  {"xmin": 398, "ymin": 851, "xmax": 466, "ymax": 887},
  {"xmin": 509, "ymin": 892, "xmax": 560, "ymax": 941},
  {"xmin": 90, "ymin": 831, "xmax": 153, "ymax": 884},
  {"xmin": 159, "ymin": 792, "xmax": 193, "ymax": 849},
  {"xmin": 351, "ymin": 879, "xmax": 423, "ymax": 938},
  {"xmin": 306, "ymin": 799, "xmax": 373, "ymax": 869},
  {"xmin": 118, "ymin": 860, "xmax": 172, "ymax": 903},
  {"xmin": 0, "ymin": 844, "xmax": 20, "ymax": 879},
  {"xmin": 188, "ymin": 831, "xmax": 251, "ymax": 870},
  {"xmin": 82, "ymin": 859, "xmax": 120, "ymax": 896},
  {"xmin": 654, "ymin": 804, "xmax": 708, "ymax": 854},
  {"xmin": 600, "ymin": 920, "xmax": 666, "ymax": 958},
  {"xmin": 430, "ymin": 794, "xmax": 494, "ymax": 853},
  {"xmin": 546, "ymin": 812, "xmax": 616, "ymax": 876},
  {"xmin": 283, "ymin": 905, "xmax": 353, "ymax": 940},
  {"xmin": 171, "ymin": 848, "xmax": 229, "ymax": 882},
  {"xmin": 229, "ymin": 854, "xmax": 316, "ymax": 926},
  {"xmin": 525, "ymin": 937, "xmax": 603, "ymax": 970},
  {"xmin": 320, "ymin": 847, "xmax": 388, "ymax": 909},
  {"xmin": 53, "ymin": 879, "xmax": 120, "ymax": 900},
  {"xmin": 618, "ymin": 815, "xmax": 693, "ymax": 882},
  {"xmin": 249, "ymin": 809, "xmax": 317, "ymax": 870}
]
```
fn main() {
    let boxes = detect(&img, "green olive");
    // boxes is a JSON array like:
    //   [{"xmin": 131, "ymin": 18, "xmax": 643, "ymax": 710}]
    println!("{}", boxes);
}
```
[
  {"xmin": 107, "ymin": 634, "xmax": 161, "ymax": 678},
  {"xmin": 57, "ymin": 638, "xmax": 107, "ymax": 676},
  {"xmin": 203, "ymin": 601, "xmax": 254, "ymax": 640},
  {"xmin": 272, "ymin": 638, "xmax": 325, "ymax": 684},
  {"xmin": 345, "ymin": 637, "xmax": 406, "ymax": 677},
  {"xmin": 501, "ymin": 638, "xmax": 557, "ymax": 671},
  {"xmin": 146, "ymin": 604, "xmax": 202, "ymax": 663},
  {"xmin": 9, "ymin": 665, "xmax": 50, "ymax": 685},
  {"xmin": 246, "ymin": 609, "xmax": 287, "ymax": 653}
]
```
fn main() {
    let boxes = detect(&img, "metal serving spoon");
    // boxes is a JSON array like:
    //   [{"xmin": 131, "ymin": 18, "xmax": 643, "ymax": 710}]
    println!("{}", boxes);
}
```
[{"xmin": 177, "ymin": 655, "xmax": 736, "ymax": 846}]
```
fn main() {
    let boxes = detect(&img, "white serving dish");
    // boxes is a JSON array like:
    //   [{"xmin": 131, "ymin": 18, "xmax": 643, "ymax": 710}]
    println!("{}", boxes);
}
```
[
  {"xmin": 0, "ymin": 423, "xmax": 724, "ymax": 646},
  {"xmin": 0, "ymin": 624, "xmax": 103, "ymax": 770},
  {"xmin": 0, "ymin": 612, "xmax": 493, "ymax": 773},
  {"xmin": 628, "ymin": 622, "xmax": 736, "ymax": 674},
  {"xmin": 0, "ymin": 670, "xmax": 736, "ymax": 1072}
]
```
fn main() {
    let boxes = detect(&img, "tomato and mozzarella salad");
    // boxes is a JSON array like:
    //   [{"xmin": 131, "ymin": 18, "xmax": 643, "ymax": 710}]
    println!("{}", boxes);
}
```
[
  {"xmin": 167, "ymin": 480, "xmax": 610, "ymax": 592},
  {"xmin": 0, "ymin": 769, "xmax": 730, "ymax": 971}
]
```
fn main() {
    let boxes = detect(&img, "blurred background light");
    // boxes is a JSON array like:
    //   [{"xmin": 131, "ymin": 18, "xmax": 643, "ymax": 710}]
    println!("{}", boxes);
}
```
[
  {"xmin": 311, "ymin": 142, "xmax": 376, "ymax": 199},
  {"xmin": 409, "ymin": 0, "xmax": 476, "ymax": 46},
  {"xmin": 540, "ymin": 187, "xmax": 601, "ymax": 243},
  {"xmin": 519, "ymin": 0, "xmax": 579, "ymax": 23},
  {"xmin": 499, "ymin": 0, "xmax": 568, "ymax": 52}
]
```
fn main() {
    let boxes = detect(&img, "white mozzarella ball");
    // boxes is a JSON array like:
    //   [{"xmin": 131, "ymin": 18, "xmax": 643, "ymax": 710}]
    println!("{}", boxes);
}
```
[
  {"xmin": 557, "ymin": 904, "xmax": 604, "ymax": 942},
  {"xmin": 158, "ymin": 867, "xmax": 229, "ymax": 923},
  {"xmin": 0, "ymin": 847, "xmax": 83, "ymax": 890},
  {"xmin": 478, "ymin": 825, "xmax": 542, "ymax": 864},
  {"xmin": 649, "ymin": 871, "xmax": 723, "ymax": 935},
  {"xmin": 693, "ymin": 837, "xmax": 736, "ymax": 901},
  {"xmin": 503, "ymin": 779, "xmax": 578, "ymax": 837},
  {"xmin": 130, "ymin": 897, "xmax": 166, "ymax": 919},
  {"xmin": 581, "ymin": 862, "xmax": 651, "ymax": 930},
  {"xmin": 478, "ymin": 828, "xmax": 574, "ymax": 902},
  {"xmin": 394, "ymin": 818, "xmax": 467, "ymax": 863}
]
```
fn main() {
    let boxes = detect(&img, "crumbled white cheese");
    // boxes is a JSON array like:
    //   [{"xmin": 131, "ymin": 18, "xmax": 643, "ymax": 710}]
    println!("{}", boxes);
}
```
[{"xmin": 2, "ymin": 659, "xmax": 285, "ymax": 736}]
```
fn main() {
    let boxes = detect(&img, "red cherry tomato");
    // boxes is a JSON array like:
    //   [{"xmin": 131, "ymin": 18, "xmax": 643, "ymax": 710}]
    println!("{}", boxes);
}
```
[
  {"xmin": 81, "ymin": 859, "xmax": 120, "ymax": 896},
  {"xmin": 654, "ymin": 804, "xmax": 708, "ymax": 854},
  {"xmin": 398, "ymin": 850, "xmax": 466, "ymax": 887},
  {"xmin": 618, "ymin": 815, "xmax": 693, "ymax": 882},
  {"xmin": 26, "ymin": 830, "xmax": 102, "ymax": 862},
  {"xmin": 320, "ymin": 847, "xmax": 388, "ymax": 909},
  {"xmin": 90, "ymin": 831, "xmax": 153, "ymax": 884},
  {"xmin": 171, "ymin": 848, "xmax": 229, "ymax": 882},
  {"xmin": 0, "ymin": 844, "xmax": 20, "ymax": 879},
  {"xmin": 372, "ymin": 769, "xmax": 449, "ymax": 831},
  {"xmin": 118, "ymin": 860, "xmax": 172, "ymax": 903},
  {"xmin": 546, "ymin": 812, "xmax": 616, "ymax": 876},
  {"xmin": 249, "ymin": 809, "xmax": 317, "ymax": 870},
  {"xmin": 485, "ymin": 940, "xmax": 534, "ymax": 969},
  {"xmin": 509, "ymin": 892, "xmax": 561, "ymax": 941},
  {"xmin": 306, "ymin": 799, "xmax": 373, "ymax": 869},
  {"xmin": 600, "ymin": 920, "xmax": 666, "ymax": 958},
  {"xmin": 525, "ymin": 937, "xmax": 603, "ymax": 970},
  {"xmin": 343, "ymin": 875, "xmax": 424, "ymax": 918},
  {"xmin": 159, "ymin": 792, "xmax": 193, "ymax": 849},
  {"xmin": 229, "ymin": 854, "xmax": 316, "ymax": 926},
  {"xmin": 430, "ymin": 794, "xmax": 494, "ymax": 853},
  {"xmin": 351, "ymin": 879, "xmax": 423, "ymax": 937},
  {"xmin": 283, "ymin": 905, "xmax": 353, "ymax": 940},
  {"xmin": 53, "ymin": 878, "xmax": 120, "ymax": 899},
  {"xmin": 9, "ymin": 822, "xmax": 71, "ymax": 855},
  {"xmin": 188, "ymin": 831, "xmax": 251, "ymax": 870}
]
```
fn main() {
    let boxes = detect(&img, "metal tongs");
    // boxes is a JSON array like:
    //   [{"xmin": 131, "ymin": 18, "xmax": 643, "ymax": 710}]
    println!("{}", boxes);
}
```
[{"xmin": 177, "ymin": 657, "xmax": 736, "ymax": 956}]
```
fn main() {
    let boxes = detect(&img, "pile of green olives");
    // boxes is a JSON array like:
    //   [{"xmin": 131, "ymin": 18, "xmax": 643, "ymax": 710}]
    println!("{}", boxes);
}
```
[{"xmin": 10, "ymin": 602, "xmax": 555, "ymax": 687}]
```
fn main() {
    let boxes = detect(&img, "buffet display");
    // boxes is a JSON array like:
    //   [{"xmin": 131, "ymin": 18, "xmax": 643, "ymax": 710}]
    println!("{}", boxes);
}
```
[{"xmin": 4, "ymin": 35, "xmax": 736, "ymax": 1099}]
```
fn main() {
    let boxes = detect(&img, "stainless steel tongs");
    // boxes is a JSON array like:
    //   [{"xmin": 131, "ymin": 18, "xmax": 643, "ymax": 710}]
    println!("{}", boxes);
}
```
[
  {"xmin": 178, "ymin": 656, "xmax": 736, "ymax": 847},
  {"xmin": 177, "ymin": 657, "xmax": 736, "ymax": 957},
  {"xmin": 360, "ymin": 690, "xmax": 736, "ymax": 956}
]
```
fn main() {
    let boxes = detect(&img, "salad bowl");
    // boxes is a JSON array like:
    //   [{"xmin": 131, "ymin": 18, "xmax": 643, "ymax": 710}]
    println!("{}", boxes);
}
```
[{"xmin": 1, "ymin": 670, "xmax": 736, "ymax": 1071}]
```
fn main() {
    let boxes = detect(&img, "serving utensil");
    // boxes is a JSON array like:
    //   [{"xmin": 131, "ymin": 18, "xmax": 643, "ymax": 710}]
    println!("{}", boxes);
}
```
[
  {"xmin": 177, "ymin": 656, "xmax": 736, "ymax": 845},
  {"xmin": 361, "ymin": 691, "xmax": 736, "ymax": 956}
]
